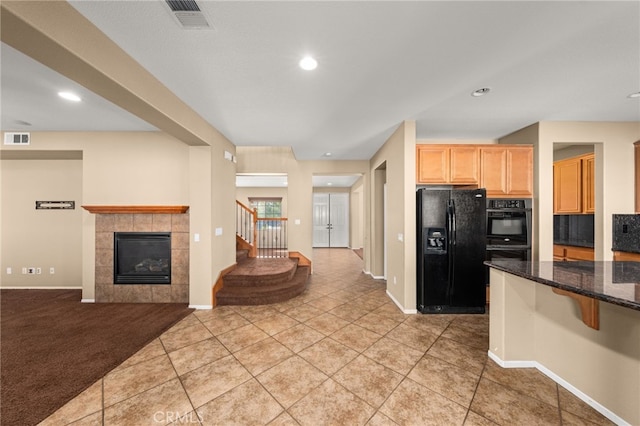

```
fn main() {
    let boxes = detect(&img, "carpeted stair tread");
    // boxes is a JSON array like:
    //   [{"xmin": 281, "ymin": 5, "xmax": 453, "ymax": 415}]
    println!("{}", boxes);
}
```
[
  {"xmin": 217, "ymin": 265, "xmax": 310, "ymax": 306},
  {"xmin": 224, "ymin": 257, "xmax": 298, "ymax": 287}
]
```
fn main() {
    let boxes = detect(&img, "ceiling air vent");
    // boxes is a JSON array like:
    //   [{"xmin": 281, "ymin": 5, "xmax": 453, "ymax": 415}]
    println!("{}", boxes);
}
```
[
  {"xmin": 165, "ymin": 0, "xmax": 211, "ymax": 29},
  {"xmin": 4, "ymin": 132, "xmax": 30, "ymax": 145}
]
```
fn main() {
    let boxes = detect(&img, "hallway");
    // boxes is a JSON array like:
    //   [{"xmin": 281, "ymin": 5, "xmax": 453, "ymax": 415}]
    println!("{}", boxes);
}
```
[{"xmin": 41, "ymin": 248, "xmax": 611, "ymax": 425}]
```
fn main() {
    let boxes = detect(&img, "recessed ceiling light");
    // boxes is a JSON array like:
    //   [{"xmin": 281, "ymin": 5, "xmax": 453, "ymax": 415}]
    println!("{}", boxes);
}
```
[
  {"xmin": 327, "ymin": 182, "xmax": 333, "ymax": 186},
  {"xmin": 58, "ymin": 91, "xmax": 81, "ymax": 102},
  {"xmin": 299, "ymin": 56, "xmax": 318, "ymax": 71},
  {"xmin": 471, "ymin": 88, "xmax": 491, "ymax": 97},
  {"xmin": 324, "ymin": 152, "xmax": 332, "ymax": 157},
  {"xmin": 628, "ymin": 91, "xmax": 640, "ymax": 99}
]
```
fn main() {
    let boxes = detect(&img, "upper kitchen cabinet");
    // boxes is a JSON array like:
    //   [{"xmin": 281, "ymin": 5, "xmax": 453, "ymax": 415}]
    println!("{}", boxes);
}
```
[
  {"xmin": 554, "ymin": 156, "xmax": 582, "ymax": 213},
  {"xmin": 416, "ymin": 145, "xmax": 479, "ymax": 184},
  {"xmin": 479, "ymin": 146, "xmax": 533, "ymax": 198},
  {"xmin": 553, "ymin": 153, "xmax": 594, "ymax": 214},
  {"xmin": 582, "ymin": 154, "xmax": 595, "ymax": 214}
]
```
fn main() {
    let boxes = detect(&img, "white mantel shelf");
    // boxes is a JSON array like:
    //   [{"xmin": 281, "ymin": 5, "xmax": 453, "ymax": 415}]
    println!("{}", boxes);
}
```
[{"xmin": 82, "ymin": 205, "xmax": 189, "ymax": 214}]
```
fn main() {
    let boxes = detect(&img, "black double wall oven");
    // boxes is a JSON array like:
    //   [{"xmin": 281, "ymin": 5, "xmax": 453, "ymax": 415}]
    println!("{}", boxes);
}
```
[{"xmin": 486, "ymin": 199, "xmax": 532, "ymax": 276}]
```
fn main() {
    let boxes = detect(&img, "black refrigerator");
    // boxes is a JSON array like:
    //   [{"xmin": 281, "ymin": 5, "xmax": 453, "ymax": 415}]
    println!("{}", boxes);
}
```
[{"xmin": 417, "ymin": 188, "xmax": 487, "ymax": 314}]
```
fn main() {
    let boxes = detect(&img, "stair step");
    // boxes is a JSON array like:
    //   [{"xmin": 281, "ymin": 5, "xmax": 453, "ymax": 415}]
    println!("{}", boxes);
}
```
[
  {"xmin": 236, "ymin": 249, "xmax": 249, "ymax": 263},
  {"xmin": 217, "ymin": 265, "xmax": 310, "ymax": 306},
  {"xmin": 223, "ymin": 258, "xmax": 297, "ymax": 287}
]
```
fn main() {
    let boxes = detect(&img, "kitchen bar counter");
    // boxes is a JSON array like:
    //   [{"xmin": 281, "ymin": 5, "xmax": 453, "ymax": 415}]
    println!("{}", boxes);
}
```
[
  {"xmin": 486, "ymin": 261, "xmax": 640, "ymax": 425},
  {"xmin": 485, "ymin": 260, "xmax": 640, "ymax": 311},
  {"xmin": 613, "ymin": 214, "xmax": 640, "ymax": 254},
  {"xmin": 552, "ymin": 239, "xmax": 594, "ymax": 248}
]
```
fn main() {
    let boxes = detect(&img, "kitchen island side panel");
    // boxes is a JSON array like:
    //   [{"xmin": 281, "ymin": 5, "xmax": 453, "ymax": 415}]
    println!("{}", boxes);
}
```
[
  {"xmin": 534, "ymin": 284, "xmax": 639, "ymax": 426},
  {"xmin": 489, "ymin": 269, "xmax": 640, "ymax": 425}
]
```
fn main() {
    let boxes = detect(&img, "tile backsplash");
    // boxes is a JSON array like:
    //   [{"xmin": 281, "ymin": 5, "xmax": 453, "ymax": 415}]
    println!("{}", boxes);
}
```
[{"xmin": 554, "ymin": 214, "xmax": 594, "ymax": 248}]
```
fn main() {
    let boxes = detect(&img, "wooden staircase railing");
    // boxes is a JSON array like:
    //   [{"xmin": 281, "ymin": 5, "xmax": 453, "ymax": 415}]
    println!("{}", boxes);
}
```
[
  {"xmin": 236, "ymin": 201, "xmax": 288, "ymax": 258},
  {"xmin": 236, "ymin": 201, "xmax": 257, "ymax": 257}
]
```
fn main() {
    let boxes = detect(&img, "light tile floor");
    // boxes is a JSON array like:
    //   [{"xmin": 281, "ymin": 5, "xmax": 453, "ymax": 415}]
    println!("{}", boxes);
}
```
[{"xmin": 41, "ymin": 249, "xmax": 614, "ymax": 425}]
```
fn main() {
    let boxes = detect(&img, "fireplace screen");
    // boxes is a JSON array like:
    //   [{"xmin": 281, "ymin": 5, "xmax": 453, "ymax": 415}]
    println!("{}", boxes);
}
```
[{"xmin": 114, "ymin": 232, "xmax": 171, "ymax": 284}]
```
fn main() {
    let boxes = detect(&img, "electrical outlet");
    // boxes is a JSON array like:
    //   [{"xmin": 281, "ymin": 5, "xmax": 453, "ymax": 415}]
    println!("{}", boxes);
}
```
[
  {"xmin": 22, "ymin": 267, "xmax": 27, "ymax": 274},
  {"xmin": 6, "ymin": 267, "xmax": 12, "ymax": 275},
  {"xmin": 50, "ymin": 267, "xmax": 55, "ymax": 274},
  {"xmin": 36, "ymin": 267, "xmax": 42, "ymax": 275}
]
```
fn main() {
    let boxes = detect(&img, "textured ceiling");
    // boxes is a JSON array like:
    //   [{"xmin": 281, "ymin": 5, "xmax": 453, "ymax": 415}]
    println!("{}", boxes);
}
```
[{"xmin": 2, "ymin": 1, "xmax": 639, "ymax": 160}]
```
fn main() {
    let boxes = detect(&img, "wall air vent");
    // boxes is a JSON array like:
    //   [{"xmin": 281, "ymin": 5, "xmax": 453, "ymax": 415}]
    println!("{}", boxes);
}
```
[
  {"xmin": 4, "ymin": 132, "xmax": 30, "ymax": 145},
  {"xmin": 165, "ymin": 0, "xmax": 211, "ymax": 29}
]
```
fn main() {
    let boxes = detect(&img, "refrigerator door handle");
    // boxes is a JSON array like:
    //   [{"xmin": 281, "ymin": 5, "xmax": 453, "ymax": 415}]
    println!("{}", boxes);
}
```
[
  {"xmin": 450, "ymin": 199, "xmax": 457, "ymax": 305},
  {"xmin": 451, "ymin": 200, "xmax": 457, "ymax": 247},
  {"xmin": 446, "ymin": 200, "xmax": 454, "ymax": 305}
]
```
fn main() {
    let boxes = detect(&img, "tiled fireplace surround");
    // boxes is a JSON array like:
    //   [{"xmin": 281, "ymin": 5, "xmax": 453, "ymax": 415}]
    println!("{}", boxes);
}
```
[{"xmin": 92, "ymin": 210, "xmax": 189, "ymax": 303}]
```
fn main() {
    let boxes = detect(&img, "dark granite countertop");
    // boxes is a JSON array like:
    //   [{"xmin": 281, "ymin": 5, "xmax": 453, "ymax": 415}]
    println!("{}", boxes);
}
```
[
  {"xmin": 553, "ymin": 239, "xmax": 594, "ymax": 249},
  {"xmin": 485, "ymin": 260, "xmax": 640, "ymax": 311}
]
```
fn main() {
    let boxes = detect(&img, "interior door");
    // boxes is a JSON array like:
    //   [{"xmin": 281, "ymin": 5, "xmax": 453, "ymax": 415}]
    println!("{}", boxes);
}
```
[
  {"xmin": 313, "ymin": 193, "xmax": 349, "ymax": 247},
  {"xmin": 329, "ymin": 193, "xmax": 349, "ymax": 247},
  {"xmin": 313, "ymin": 194, "xmax": 330, "ymax": 247}
]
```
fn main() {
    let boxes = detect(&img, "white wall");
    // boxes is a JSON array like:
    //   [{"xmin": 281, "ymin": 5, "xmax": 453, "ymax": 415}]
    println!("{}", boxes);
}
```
[
  {"xmin": 1, "ymin": 158, "xmax": 83, "ymax": 287},
  {"xmin": 350, "ymin": 176, "xmax": 365, "ymax": 249},
  {"xmin": 235, "ymin": 146, "xmax": 369, "ymax": 264},
  {"xmin": 538, "ymin": 122, "xmax": 639, "ymax": 260},
  {"xmin": 0, "ymin": 131, "xmax": 235, "ymax": 307},
  {"xmin": 370, "ymin": 121, "xmax": 417, "ymax": 312}
]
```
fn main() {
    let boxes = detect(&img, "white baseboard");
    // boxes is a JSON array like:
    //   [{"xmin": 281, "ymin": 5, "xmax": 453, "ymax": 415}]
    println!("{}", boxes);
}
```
[
  {"xmin": 81, "ymin": 299, "xmax": 95, "ymax": 303},
  {"xmin": 487, "ymin": 352, "xmax": 630, "ymax": 425},
  {"xmin": 363, "ymin": 270, "xmax": 385, "ymax": 280},
  {"xmin": 385, "ymin": 289, "xmax": 418, "ymax": 314},
  {"xmin": 487, "ymin": 351, "xmax": 536, "ymax": 368},
  {"xmin": 189, "ymin": 304, "xmax": 212, "ymax": 310}
]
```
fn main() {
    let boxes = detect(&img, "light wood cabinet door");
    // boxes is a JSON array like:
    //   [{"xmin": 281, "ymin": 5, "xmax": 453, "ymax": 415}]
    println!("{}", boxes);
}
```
[
  {"xmin": 613, "ymin": 251, "xmax": 640, "ymax": 261},
  {"xmin": 554, "ymin": 244, "xmax": 594, "ymax": 261},
  {"xmin": 507, "ymin": 147, "xmax": 534, "ymax": 196},
  {"xmin": 417, "ymin": 144, "xmax": 532, "ymax": 196},
  {"xmin": 449, "ymin": 146, "xmax": 479, "ymax": 184},
  {"xmin": 479, "ymin": 147, "xmax": 508, "ymax": 197},
  {"xmin": 553, "ymin": 245, "xmax": 566, "ymax": 261},
  {"xmin": 582, "ymin": 154, "xmax": 595, "ymax": 214},
  {"xmin": 479, "ymin": 146, "xmax": 533, "ymax": 198},
  {"xmin": 553, "ymin": 153, "xmax": 595, "ymax": 214},
  {"xmin": 554, "ymin": 157, "xmax": 582, "ymax": 214},
  {"xmin": 564, "ymin": 245, "xmax": 594, "ymax": 261},
  {"xmin": 416, "ymin": 146, "xmax": 449, "ymax": 184}
]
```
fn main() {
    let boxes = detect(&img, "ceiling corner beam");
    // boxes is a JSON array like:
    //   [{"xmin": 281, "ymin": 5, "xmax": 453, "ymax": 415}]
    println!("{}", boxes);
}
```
[{"xmin": 1, "ymin": 0, "xmax": 226, "ymax": 147}]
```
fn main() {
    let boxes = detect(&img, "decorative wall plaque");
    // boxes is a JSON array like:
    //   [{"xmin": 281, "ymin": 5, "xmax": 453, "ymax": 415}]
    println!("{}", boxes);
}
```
[{"xmin": 36, "ymin": 201, "xmax": 75, "ymax": 210}]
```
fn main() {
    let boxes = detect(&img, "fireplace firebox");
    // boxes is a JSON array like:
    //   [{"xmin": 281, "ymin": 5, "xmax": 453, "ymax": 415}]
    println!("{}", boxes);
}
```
[{"xmin": 114, "ymin": 232, "xmax": 171, "ymax": 284}]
